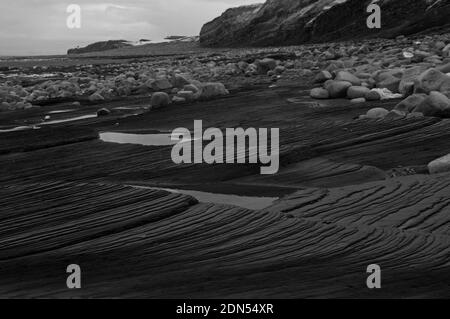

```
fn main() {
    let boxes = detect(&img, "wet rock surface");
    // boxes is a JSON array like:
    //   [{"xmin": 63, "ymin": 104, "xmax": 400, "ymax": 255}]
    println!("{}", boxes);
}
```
[{"xmin": 1, "ymin": 32, "xmax": 450, "ymax": 298}]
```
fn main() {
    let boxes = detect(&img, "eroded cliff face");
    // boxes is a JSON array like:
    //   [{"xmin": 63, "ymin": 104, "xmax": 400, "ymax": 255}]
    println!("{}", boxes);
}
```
[
  {"xmin": 200, "ymin": 0, "xmax": 450, "ymax": 47},
  {"xmin": 200, "ymin": 4, "xmax": 264, "ymax": 47}
]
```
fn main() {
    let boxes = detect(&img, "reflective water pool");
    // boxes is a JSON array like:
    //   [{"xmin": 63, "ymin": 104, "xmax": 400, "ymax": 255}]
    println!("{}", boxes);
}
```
[{"xmin": 130, "ymin": 185, "xmax": 279, "ymax": 210}]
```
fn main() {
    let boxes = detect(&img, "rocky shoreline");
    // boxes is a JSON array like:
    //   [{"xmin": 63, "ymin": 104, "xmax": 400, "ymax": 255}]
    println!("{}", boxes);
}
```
[{"xmin": 1, "ymin": 29, "xmax": 450, "ymax": 297}]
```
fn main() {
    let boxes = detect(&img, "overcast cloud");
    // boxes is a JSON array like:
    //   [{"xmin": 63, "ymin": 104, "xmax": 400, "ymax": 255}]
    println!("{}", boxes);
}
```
[{"xmin": 0, "ymin": 0, "xmax": 259, "ymax": 56}]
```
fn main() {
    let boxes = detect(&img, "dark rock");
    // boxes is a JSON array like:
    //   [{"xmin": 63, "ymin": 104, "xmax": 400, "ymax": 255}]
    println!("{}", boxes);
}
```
[
  {"xmin": 416, "ymin": 68, "xmax": 450, "ymax": 94},
  {"xmin": 413, "ymin": 91, "xmax": 450, "ymax": 116},
  {"xmin": 325, "ymin": 80, "xmax": 352, "ymax": 98},
  {"xmin": 313, "ymin": 71, "xmax": 333, "ymax": 84},
  {"xmin": 395, "ymin": 94, "xmax": 428, "ymax": 113},
  {"xmin": 385, "ymin": 110, "xmax": 407, "ymax": 120},
  {"xmin": 365, "ymin": 90, "xmax": 382, "ymax": 101},
  {"xmin": 97, "ymin": 108, "xmax": 111, "ymax": 117},
  {"xmin": 377, "ymin": 75, "xmax": 401, "ymax": 93},
  {"xmin": 347, "ymin": 86, "xmax": 370, "ymax": 99},
  {"xmin": 151, "ymin": 92, "xmax": 171, "ymax": 109},
  {"xmin": 200, "ymin": 0, "xmax": 450, "ymax": 47},
  {"xmin": 150, "ymin": 79, "xmax": 173, "ymax": 91},
  {"xmin": 366, "ymin": 108, "xmax": 389, "ymax": 119},
  {"xmin": 335, "ymin": 71, "xmax": 361, "ymax": 86},
  {"xmin": 255, "ymin": 58, "xmax": 277, "ymax": 74}
]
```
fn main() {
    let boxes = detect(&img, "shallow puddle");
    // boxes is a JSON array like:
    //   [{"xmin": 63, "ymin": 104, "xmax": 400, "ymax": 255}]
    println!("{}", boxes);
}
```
[
  {"xmin": 0, "ymin": 126, "xmax": 38, "ymax": 133},
  {"xmin": 40, "ymin": 114, "xmax": 97, "ymax": 125},
  {"xmin": 99, "ymin": 131, "xmax": 196, "ymax": 146},
  {"xmin": 131, "ymin": 185, "xmax": 278, "ymax": 210},
  {"xmin": 47, "ymin": 109, "xmax": 75, "ymax": 114}
]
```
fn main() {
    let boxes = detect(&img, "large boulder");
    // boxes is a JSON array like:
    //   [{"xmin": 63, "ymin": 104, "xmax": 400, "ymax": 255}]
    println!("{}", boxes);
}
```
[
  {"xmin": 150, "ymin": 78, "xmax": 173, "ymax": 91},
  {"xmin": 365, "ymin": 90, "xmax": 382, "ymax": 101},
  {"xmin": 314, "ymin": 71, "xmax": 333, "ymax": 84},
  {"xmin": 415, "ymin": 68, "xmax": 450, "ymax": 94},
  {"xmin": 347, "ymin": 86, "xmax": 370, "ymax": 99},
  {"xmin": 366, "ymin": 108, "xmax": 389, "ymax": 119},
  {"xmin": 171, "ymin": 74, "xmax": 191, "ymax": 88},
  {"xmin": 395, "ymin": 94, "xmax": 428, "ymax": 113},
  {"xmin": 399, "ymin": 65, "xmax": 428, "ymax": 96},
  {"xmin": 255, "ymin": 58, "xmax": 277, "ymax": 74},
  {"xmin": 199, "ymin": 83, "xmax": 229, "ymax": 99},
  {"xmin": 413, "ymin": 91, "xmax": 450, "ymax": 116},
  {"xmin": 428, "ymin": 154, "xmax": 450, "ymax": 174},
  {"xmin": 325, "ymin": 81, "xmax": 352, "ymax": 98},
  {"xmin": 335, "ymin": 71, "xmax": 361, "ymax": 86},
  {"xmin": 376, "ymin": 75, "xmax": 401, "ymax": 93},
  {"xmin": 151, "ymin": 92, "xmax": 171, "ymax": 109},
  {"xmin": 97, "ymin": 108, "xmax": 111, "ymax": 117},
  {"xmin": 88, "ymin": 92, "xmax": 104, "ymax": 102}
]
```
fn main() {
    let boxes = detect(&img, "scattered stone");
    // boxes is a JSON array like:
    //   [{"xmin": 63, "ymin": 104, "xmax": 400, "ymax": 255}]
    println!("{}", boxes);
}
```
[
  {"xmin": 377, "ymin": 75, "xmax": 401, "ymax": 93},
  {"xmin": 177, "ymin": 90, "xmax": 195, "ymax": 101},
  {"xmin": 347, "ymin": 86, "xmax": 370, "ymax": 99},
  {"xmin": 199, "ymin": 82, "xmax": 229, "ymax": 99},
  {"xmin": 172, "ymin": 96, "xmax": 186, "ymax": 103},
  {"xmin": 97, "ymin": 108, "xmax": 111, "ymax": 116},
  {"xmin": 335, "ymin": 71, "xmax": 361, "ymax": 86},
  {"xmin": 151, "ymin": 92, "xmax": 171, "ymax": 109},
  {"xmin": 366, "ymin": 108, "xmax": 389, "ymax": 119},
  {"xmin": 325, "ymin": 81, "xmax": 352, "ymax": 98},
  {"xmin": 171, "ymin": 74, "xmax": 191, "ymax": 88},
  {"xmin": 406, "ymin": 112, "xmax": 424, "ymax": 119},
  {"xmin": 274, "ymin": 66, "xmax": 285, "ymax": 74},
  {"xmin": 365, "ymin": 90, "xmax": 382, "ymax": 101},
  {"xmin": 413, "ymin": 91, "xmax": 450, "ymax": 116},
  {"xmin": 89, "ymin": 92, "xmax": 104, "ymax": 102},
  {"xmin": 385, "ymin": 109, "xmax": 406, "ymax": 120},
  {"xmin": 150, "ymin": 78, "xmax": 173, "ymax": 91},
  {"xmin": 416, "ymin": 68, "xmax": 448, "ymax": 94},
  {"xmin": 313, "ymin": 71, "xmax": 332, "ymax": 84},
  {"xmin": 395, "ymin": 94, "xmax": 428, "ymax": 112},
  {"xmin": 0, "ymin": 102, "xmax": 11, "ymax": 111},
  {"xmin": 310, "ymin": 88, "xmax": 329, "ymax": 99},
  {"xmin": 256, "ymin": 58, "xmax": 277, "ymax": 74},
  {"xmin": 399, "ymin": 65, "xmax": 427, "ymax": 96}
]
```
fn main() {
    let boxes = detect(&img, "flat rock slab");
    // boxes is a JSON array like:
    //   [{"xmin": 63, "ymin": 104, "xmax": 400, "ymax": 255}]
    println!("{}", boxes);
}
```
[
  {"xmin": 1, "ymin": 84, "xmax": 450, "ymax": 298},
  {"xmin": 0, "ymin": 180, "xmax": 448, "ymax": 298}
]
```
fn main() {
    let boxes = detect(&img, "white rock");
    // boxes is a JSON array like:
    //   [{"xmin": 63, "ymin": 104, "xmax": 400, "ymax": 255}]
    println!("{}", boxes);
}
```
[{"xmin": 428, "ymin": 154, "xmax": 450, "ymax": 174}]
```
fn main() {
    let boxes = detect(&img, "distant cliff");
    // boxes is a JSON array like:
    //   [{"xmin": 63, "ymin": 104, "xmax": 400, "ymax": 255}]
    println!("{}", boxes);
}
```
[
  {"xmin": 200, "ymin": 4, "xmax": 263, "ymax": 47},
  {"xmin": 200, "ymin": 0, "xmax": 450, "ymax": 47},
  {"xmin": 67, "ymin": 40, "xmax": 132, "ymax": 55}
]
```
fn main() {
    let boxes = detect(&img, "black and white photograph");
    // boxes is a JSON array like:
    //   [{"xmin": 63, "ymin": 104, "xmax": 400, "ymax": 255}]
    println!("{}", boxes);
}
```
[{"xmin": 0, "ymin": 0, "xmax": 449, "ymax": 303}]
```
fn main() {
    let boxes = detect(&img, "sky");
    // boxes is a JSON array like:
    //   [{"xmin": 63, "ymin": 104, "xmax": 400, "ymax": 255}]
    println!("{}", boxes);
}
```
[{"xmin": 0, "ymin": 0, "xmax": 260, "ymax": 56}]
